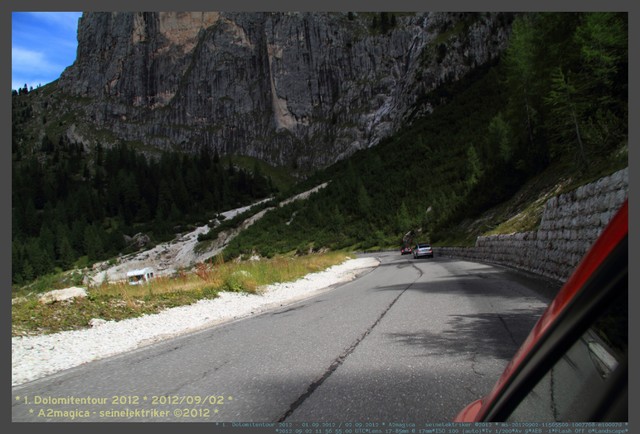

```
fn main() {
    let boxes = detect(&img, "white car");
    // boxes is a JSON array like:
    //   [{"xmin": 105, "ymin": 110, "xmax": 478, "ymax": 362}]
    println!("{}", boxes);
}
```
[{"xmin": 413, "ymin": 243, "xmax": 433, "ymax": 259}]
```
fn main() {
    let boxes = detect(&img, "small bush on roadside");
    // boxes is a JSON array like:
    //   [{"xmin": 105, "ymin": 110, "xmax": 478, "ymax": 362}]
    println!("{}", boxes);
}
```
[{"xmin": 223, "ymin": 271, "xmax": 258, "ymax": 293}]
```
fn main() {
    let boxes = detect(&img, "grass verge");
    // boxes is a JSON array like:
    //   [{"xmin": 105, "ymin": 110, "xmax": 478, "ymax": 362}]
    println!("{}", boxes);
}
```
[{"xmin": 12, "ymin": 251, "xmax": 350, "ymax": 337}]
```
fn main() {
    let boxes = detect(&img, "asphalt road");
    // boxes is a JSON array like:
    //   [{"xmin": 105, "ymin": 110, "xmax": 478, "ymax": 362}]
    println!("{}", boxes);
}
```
[{"xmin": 12, "ymin": 253, "xmax": 559, "ymax": 423}]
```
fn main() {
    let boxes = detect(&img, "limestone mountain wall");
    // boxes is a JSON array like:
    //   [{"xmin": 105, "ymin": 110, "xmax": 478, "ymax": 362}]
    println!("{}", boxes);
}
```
[{"xmin": 57, "ymin": 12, "xmax": 512, "ymax": 169}]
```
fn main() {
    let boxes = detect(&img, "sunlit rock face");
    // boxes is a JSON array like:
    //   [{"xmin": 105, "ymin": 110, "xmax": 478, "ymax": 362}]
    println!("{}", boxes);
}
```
[{"xmin": 58, "ymin": 12, "xmax": 512, "ymax": 170}]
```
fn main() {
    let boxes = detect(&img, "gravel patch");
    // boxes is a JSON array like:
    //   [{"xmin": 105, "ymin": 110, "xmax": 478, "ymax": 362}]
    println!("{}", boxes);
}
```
[
  {"xmin": 12, "ymin": 257, "xmax": 379, "ymax": 387},
  {"xmin": 89, "ymin": 187, "xmax": 328, "ymax": 286}
]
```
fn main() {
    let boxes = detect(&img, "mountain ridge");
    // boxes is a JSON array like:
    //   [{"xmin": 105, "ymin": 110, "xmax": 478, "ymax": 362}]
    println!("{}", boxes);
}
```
[{"xmin": 50, "ymin": 12, "xmax": 512, "ymax": 170}]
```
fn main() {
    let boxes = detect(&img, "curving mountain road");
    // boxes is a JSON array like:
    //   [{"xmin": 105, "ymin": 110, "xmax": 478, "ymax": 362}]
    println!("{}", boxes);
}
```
[{"xmin": 12, "ymin": 253, "xmax": 558, "ymax": 423}]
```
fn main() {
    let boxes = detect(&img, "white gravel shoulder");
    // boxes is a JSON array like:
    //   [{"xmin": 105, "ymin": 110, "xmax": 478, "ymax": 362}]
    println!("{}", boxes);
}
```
[{"xmin": 12, "ymin": 257, "xmax": 379, "ymax": 387}]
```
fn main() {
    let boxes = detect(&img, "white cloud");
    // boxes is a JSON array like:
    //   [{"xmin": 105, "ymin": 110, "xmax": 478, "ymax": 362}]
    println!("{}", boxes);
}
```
[
  {"xmin": 12, "ymin": 47, "xmax": 60, "ymax": 73},
  {"xmin": 11, "ymin": 12, "xmax": 81, "ymax": 90},
  {"xmin": 12, "ymin": 47, "xmax": 67, "ymax": 89}
]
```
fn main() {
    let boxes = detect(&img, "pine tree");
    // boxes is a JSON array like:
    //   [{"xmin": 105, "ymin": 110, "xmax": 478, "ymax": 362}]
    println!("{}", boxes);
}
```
[
  {"xmin": 545, "ymin": 67, "xmax": 588, "ymax": 167},
  {"xmin": 57, "ymin": 234, "xmax": 76, "ymax": 269},
  {"xmin": 39, "ymin": 224, "xmax": 56, "ymax": 263},
  {"xmin": 12, "ymin": 241, "xmax": 24, "ymax": 283},
  {"xmin": 25, "ymin": 239, "xmax": 53, "ymax": 277},
  {"xmin": 70, "ymin": 220, "xmax": 87, "ymax": 255},
  {"xmin": 22, "ymin": 199, "xmax": 40, "ymax": 237},
  {"xmin": 503, "ymin": 15, "xmax": 539, "ymax": 164},
  {"xmin": 486, "ymin": 113, "xmax": 512, "ymax": 162},
  {"xmin": 356, "ymin": 182, "xmax": 372, "ymax": 214},
  {"xmin": 21, "ymin": 260, "xmax": 34, "ymax": 282},
  {"xmin": 396, "ymin": 202, "xmax": 411, "ymax": 234},
  {"xmin": 83, "ymin": 224, "xmax": 104, "ymax": 261},
  {"xmin": 572, "ymin": 12, "xmax": 628, "ymax": 152},
  {"xmin": 466, "ymin": 145, "xmax": 483, "ymax": 188},
  {"xmin": 155, "ymin": 180, "xmax": 173, "ymax": 221}
]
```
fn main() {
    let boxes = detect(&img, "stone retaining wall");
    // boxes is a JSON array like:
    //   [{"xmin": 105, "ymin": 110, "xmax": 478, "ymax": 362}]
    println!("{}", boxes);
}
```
[{"xmin": 434, "ymin": 168, "xmax": 628, "ymax": 282}]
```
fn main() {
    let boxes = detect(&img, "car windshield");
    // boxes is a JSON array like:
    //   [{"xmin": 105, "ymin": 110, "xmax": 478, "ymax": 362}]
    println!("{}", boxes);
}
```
[{"xmin": 418, "ymin": 244, "xmax": 430, "ymax": 248}]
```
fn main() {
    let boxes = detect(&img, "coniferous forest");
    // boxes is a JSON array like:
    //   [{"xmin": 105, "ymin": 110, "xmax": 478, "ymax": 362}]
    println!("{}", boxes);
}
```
[{"xmin": 11, "ymin": 137, "xmax": 275, "ymax": 284}]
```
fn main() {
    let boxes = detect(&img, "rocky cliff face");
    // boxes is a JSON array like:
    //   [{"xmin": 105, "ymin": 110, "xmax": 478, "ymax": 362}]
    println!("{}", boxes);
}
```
[{"xmin": 58, "ymin": 12, "xmax": 512, "ymax": 170}]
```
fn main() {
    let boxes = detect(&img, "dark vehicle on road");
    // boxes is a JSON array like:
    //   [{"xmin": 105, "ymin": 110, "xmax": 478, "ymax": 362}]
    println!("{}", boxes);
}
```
[
  {"xmin": 413, "ymin": 243, "xmax": 434, "ymax": 259},
  {"xmin": 455, "ymin": 201, "xmax": 627, "ymax": 422},
  {"xmin": 401, "ymin": 246, "xmax": 413, "ymax": 255}
]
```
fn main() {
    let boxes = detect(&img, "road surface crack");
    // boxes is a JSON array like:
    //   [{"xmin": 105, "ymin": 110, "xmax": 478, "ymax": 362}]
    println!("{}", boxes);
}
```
[
  {"xmin": 470, "ymin": 351, "xmax": 484, "ymax": 377},
  {"xmin": 496, "ymin": 314, "xmax": 518, "ymax": 346},
  {"xmin": 275, "ymin": 264, "xmax": 423, "ymax": 422}
]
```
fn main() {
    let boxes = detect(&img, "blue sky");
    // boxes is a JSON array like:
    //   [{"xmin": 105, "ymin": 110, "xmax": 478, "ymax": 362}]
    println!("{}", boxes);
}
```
[{"xmin": 12, "ymin": 12, "xmax": 82, "ymax": 91}]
